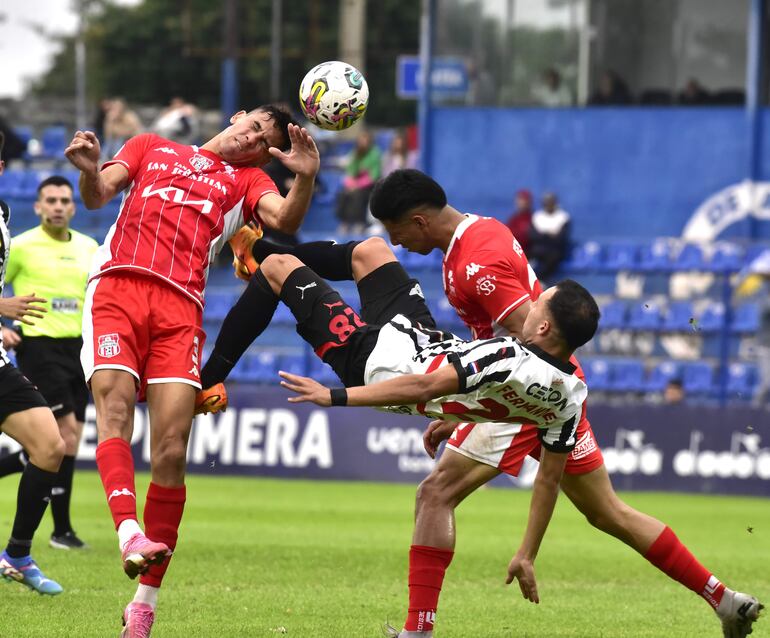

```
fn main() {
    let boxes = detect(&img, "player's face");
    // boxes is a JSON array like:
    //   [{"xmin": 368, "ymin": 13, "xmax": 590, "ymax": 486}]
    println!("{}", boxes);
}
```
[
  {"xmin": 35, "ymin": 185, "xmax": 75, "ymax": 230},
  {"xmin": 521, "ymin": 286, "xmax": 556, "ymax": 343},
  {"xmin": 220, "ymin": 110, "xmax": 285, "ymax": 166},
  {"xmin": 381, "ymin": 215, "xmax": 433, "ymax": 255}
]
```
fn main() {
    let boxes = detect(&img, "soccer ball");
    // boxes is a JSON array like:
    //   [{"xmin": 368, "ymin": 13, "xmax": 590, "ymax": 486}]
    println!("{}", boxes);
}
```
[{"xmin": 299, "ymin": 61, "xmax": 369, "ymax": 131}]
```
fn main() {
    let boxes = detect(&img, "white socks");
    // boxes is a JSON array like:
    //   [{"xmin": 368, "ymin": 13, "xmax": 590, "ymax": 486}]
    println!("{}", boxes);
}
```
[
  {"xmin": 133, "ymin": 583, "xmax": 159, "ymax": 609},
  {"xmin": 117, "ymin": 519, "xmax": 143, "ymax": 550}
]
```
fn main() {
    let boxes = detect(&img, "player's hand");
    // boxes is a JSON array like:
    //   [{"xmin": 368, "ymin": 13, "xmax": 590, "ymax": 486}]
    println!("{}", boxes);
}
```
[
  {"xmin": 506, "ymin": 553, "xmax": 539, "ymax": 604},
  {"xmin": 0, "ymin": 295, "xmax": 47, "ymax": 324},
  {"xmin": 64, "ymin": 130, "xmax": 102, "ymax": 174},
  {"xmin": 423, "ymin": 419, "xmax": 456, "ymax": 458},
  {"xmin": 279, "ymin": 370, "xmax": 331, "ymax": 406},
  {"xmin": 1, "ymin": 326, "xmax": 21, "ymax": 349},
  {"xmin": 269, "ymin": 124, "xmax": 320, "ymax": 178}
]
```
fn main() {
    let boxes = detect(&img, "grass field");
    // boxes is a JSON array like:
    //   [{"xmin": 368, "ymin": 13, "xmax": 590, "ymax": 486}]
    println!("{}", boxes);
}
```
[{"xmin": 0, "ymin": 470, "xmax": 767, "ymax": 637}]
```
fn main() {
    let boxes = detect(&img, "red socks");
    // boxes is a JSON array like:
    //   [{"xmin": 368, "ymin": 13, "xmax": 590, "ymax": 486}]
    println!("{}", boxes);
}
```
[
  {"xmin": 95, "ymin": 438, "xmax": 138, "ymax": 529},
  {"xmin": 644, "ymin": 526, "xmax": 725, "ymax": 609},
  {"xmin": 139, "ymin": 482, "xmax": 186, "ymax": 588},
  {"xmin": 404, "ymin": 545, "xmax": 454, "ymax": 632}
]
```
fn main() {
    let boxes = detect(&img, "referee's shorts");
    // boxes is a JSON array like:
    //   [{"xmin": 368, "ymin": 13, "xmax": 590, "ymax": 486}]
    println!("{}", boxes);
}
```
[
  {"xmin": 0, "ymin": 364, "xmax": 49, "ymax": 427},
  {"xmin": 16, "ymin": 336, "xmax": 89, "ymax": 422}
]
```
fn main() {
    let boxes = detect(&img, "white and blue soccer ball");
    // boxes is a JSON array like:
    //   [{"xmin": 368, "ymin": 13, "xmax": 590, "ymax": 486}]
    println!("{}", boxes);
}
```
[{"xmin": 299, "ymin": 61, "xmax": 369, "ymax": 131}]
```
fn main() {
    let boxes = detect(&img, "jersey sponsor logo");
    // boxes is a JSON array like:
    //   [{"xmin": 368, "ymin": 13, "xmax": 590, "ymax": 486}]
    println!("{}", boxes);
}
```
[
  {"xmin": 98, "ymin": 333, "xmax": 121, "ymax": 358},
  {"xmin": 108, "ymin": 487, "xmax": 135, "ymax": 501},
  {"xmin": 190, "ymin": 153, "xmax": 214, "ymax": 172},
  {"xmin": 296, "ymin": 281, "xmax": 317, "ymax": 299},
  {"xmin": 475, "ymin": 274, "xmax": 496, "ymax": 296},
  {"xmin": 146, "ymin": 161, "xmax": 169, "ymax": 171},
  {"xmin": 465, "ymin": 262, "xmax": 485, "ymax": 279},
  {"xmin": 154, "ymin": 146, "xmax": 179, "ymax": 156},
  {"xmin": 141, "ymin": 184, "xmax": 214, "ymax": 215},
  {"xmin": 409, "ymin": 283, "xmax": 425, "ymax": 298}
]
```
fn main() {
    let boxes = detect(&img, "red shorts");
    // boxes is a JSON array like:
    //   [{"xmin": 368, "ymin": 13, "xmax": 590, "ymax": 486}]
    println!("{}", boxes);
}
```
[
  {"xmin": 446, "ymin": 414, "xmax": 604, "ymax": 476},
  {"xmin": 81, "ymin": 272, "xmax": 205, "ymax": 397}
]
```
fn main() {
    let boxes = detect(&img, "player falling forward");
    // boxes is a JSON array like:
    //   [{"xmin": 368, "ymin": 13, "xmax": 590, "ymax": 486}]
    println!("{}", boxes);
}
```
[
  {"xmin": 0, "ymin": 132, "xmax": 65, "ymax": 595},
  {"xmin": 195, "ymin": 237, "xmax": 600, "ymax": 616},
  {"xmin": 65, "ymin": 105, "xmax": 319, "ymax": 637}
]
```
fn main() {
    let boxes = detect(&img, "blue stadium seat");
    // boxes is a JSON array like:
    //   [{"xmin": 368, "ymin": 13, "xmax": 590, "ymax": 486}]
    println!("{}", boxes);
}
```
[
  {"xmin": 644, "ymin": 361, "xmax": 682, "ymax": 393},
  {"xmin": 681, "ymin": 362, "xmax": 714, "ymax": 396},
  {"xmin": 662, "ymin": 301, "xmax": 695, "ymax": 332},
  {"xmin": 203, "ymin": 291, "xmax": 236, "ymax": 321},
  {"xmin": 696, "ymin": 302, "xmax": 726, "ymax": 333},
  {"xmin": 626, "ymin": 301, "xmax": 663, "ymax": 331},
  {"xmin": 610, "ymin": 359, "xmax": 645, "ymax": 392},
  {"xmin": 562, "ymin": 241, "xmax": 602, "ymax": 272},
  {"xmin": 375, "ymin": 130, "xmax": 395, "ymax": 151},
  {"xmin": 637, "ymin": 239, "xmax": 671, "ymax": 272},
  {"xmin": 273, "ymin": 303, "xmax": 295, "ymax": 325},
  {"xmin": 598, "ymin": 300, "xmax": 627, "ymax": 330},
  {"xmin": 603, "ymin": 241, "xmax": 639, "ymax": 271},
  {"xmin": 707, "ymin": 243, "xmax": 744, "ymax": 273},
  {"xmin": 308, "ymin": 355, "xmax": 339, "ymax": 384},
  {"xmin": 731, "ymin": 303, "xmax": 760, "ymax": 333},
  {"xmin": 279, "ymin": 352, "xmax": 307, "ymax": 377},
  {"xmin": 430, "ymin": 297, "xmax": 461, "ymax": 330},
  {"xmin": 582, "ymin": 359, "xmax": 612, "ymax": 391},
  {"xmin": 236, "ymin": 350, "xmax": 281, "ymax": 383},
  {"xmin": 40, "ymin": 126, "xmax": 68, "ymax": 160},
  {"xmin": 314, "ymin": 169, "xmax": 344, "ymax": 206},
  {"xmin": 725, "ymin": 362, "xmax": 758, "ymax": 400},
  {"xmin": 0, "ymin": 169, "xmax": 28, "ymax": 198},
  {"xmin": 670, "ymin": 243, "xmax": 705, "ymax": 271}
]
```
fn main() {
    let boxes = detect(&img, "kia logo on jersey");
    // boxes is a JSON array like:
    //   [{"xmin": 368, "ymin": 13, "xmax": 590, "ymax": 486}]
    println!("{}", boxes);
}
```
[
  {"xmin": 98, "ymin": 333, "xmax": 121, "ymax": 358},
  {"xmin": 189, "ymin": 153, "xmax": 214, "ymax": 172}
]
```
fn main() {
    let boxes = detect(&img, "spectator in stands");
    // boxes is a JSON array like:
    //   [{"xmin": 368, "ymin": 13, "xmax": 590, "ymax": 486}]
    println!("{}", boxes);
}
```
[
  {"xmin": 528, "ymin": 191, "xmax": 571, "ymax": 283},
  {"xmin": 663, "ymin": 379, "xmax": 685, "ymax": 404},
  {"xmin": 466, "ymin": 60, "xmax": 497, "ymax": 106},
  {"xmin": 678, "ymin": 78, "xmax": 711, "ymax": 106},
  {"xmin": 533, "ymin": 68, "xmax": 573, "ymax": 107},
  {"xmin": 0, "ymin": 115, "xmax": 27, "ymax": 162},
  {"xmin": 151, "ymin": 97, "xmax": 200, "ymax": 145},
  {"xmin": 335, "ymin": 130, "xmax": 381, "ymax": 235},
  {"xmin": 589, "ymin": 70, "xmax": 633, "ymax": 106},
  {"xmin": 93, "ymin": 98, "xmax": 112, "ymax": 140},
  {"xmin": 382, "ymin": 130, "xmax": 417, "ymax": 176},
  {"xmin": 103, "ymin": 98, "xmax": 143, "ymax": 159},
  {"xmin": 505, "ymin": 189, "xmax": 533, "ymax": 253}
]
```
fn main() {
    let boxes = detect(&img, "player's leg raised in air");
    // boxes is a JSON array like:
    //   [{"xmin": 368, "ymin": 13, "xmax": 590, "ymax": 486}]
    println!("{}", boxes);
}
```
[{"xmin": 0, "ymin": 382, "xmax": 65, "ymax": 595}]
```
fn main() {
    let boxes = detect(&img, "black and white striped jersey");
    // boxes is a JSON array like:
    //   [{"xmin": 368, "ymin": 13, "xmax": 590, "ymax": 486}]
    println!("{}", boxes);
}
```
[
  {"xmin": 364, "ymin": 314, "xmax": 586, "ymax": 452},
  {"xmin": 0, "ymin": 200, "xmax": 11, "ymax": 366}
]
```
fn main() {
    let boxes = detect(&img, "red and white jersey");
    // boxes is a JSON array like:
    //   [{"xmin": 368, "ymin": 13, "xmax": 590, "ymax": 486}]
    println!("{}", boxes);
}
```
[
  {"xmin": 364, "ymin": 315, "xmax": 586, "ymax": 453},
  {"xmin": 443, "ymin": 215, "xmax": 541, "ymax": 340},
  {"xmin": 92, "ymin": 133, "xmax": 279, "ymax": 308}
]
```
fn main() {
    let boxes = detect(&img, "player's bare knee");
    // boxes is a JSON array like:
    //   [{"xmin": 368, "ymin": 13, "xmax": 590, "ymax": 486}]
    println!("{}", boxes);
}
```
[
  {"xmin": 152, "ymin": 435, "xmax": 188, "ymax": 473},
  {"xmin": 32, "ymin": 432, "xmax": 65, "ymax": 472},
  {"xmin": 416, "ymin": 471, "xmax": 455, "ymax": 509},
  {"xmin": 351, "ymin": 237, "xmax": 394, "ymax": 277},
  {"xmin": 96, "ymin": 397, "xmax": 134, "ymax": 440}
]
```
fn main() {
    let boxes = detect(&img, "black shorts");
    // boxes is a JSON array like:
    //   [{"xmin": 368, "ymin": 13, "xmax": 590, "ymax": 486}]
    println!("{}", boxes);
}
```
[
  {"xmin": 286, "ymin": 262, "xmax": 436, "ymax": 387},
  {"xmin": 15, "ymin": 336, "xmax": 89, "ymax": 421},
  {"xmin": 0, "ymin": 364, "xmax": 49, "ymax": 428}
]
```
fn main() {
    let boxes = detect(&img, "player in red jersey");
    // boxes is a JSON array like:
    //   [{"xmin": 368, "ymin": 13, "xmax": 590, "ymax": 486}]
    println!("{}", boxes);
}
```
[
  {"xmin": 366, "ymin": 169, "xmax": 762, "ymax": 638},
  {"xmin": 64, "ymin": 105, "xmax": 319, "ymax": 637}
]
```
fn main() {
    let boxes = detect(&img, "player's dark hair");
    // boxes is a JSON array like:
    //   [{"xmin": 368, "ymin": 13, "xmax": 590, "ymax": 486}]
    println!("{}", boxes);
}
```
[
  {"xmin": 252, "ymin": 104, "xmax": 297, "ymax": 151},
  {"xmin": 547, "ymin": 279, "xmax": 601, "ymax": 351},
  {"xmin": 369, "ymin": 169, "xmax": 447, "ymax": 222},
  {"xmin": 37, "ymin": 175, "xmax": 74, "ymax": 198},
  {"xmin": 0, "ymin": 131, "xmax": 5, "ymax": 156}
]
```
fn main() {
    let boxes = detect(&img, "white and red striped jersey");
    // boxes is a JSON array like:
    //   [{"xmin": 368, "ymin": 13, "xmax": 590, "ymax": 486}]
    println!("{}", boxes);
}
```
[
  {"xmin": 92, "ymin": 133, "xmax": 279, "ymax": 307},
  {"xmin": 364, "ymin": 315, "xmax": 586, "ymax": 453},
  {"xmin": 442, "ymin": 215, "xmax": 541, "ymax": 340}
]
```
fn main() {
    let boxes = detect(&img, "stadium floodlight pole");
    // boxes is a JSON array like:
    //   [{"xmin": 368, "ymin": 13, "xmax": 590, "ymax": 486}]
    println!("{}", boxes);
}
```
[
  {"xmin": 270, "ymin": 0, "xmax": 282, "ymax": 102},
  {"xmin": 221, "ymin": 0, "xmax": 239, "ymax": 128},
  {"xmin": 745, "ymin": 0, "xmax": 765, "ymax": 240},
  {"xmin": 417, "ymin": 0, "xmax": 436, "ymax": 175}
]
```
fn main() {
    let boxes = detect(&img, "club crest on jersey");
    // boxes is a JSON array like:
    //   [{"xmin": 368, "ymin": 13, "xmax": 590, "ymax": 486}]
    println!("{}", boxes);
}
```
[
  {"xmin": 98, "ymin": 333, "xmax": 121, "ymax": 358},
  {"xmin": 189, "ymin": 153, "xmax": 214, "ymax": 172},
  {"xmin": 465, "ymin": 263, "xmax": 485, "ymax": 279}
]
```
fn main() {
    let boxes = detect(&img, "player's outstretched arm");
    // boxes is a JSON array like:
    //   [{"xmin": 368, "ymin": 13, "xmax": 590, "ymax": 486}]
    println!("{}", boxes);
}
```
[
  {"xmin": 259, "ymin": 124, "xmax": 320, "ymax": 234},
  {"xmin": 0, "ymin": 294, "xmax": 47, "ymax": 325},
  {"xmin": 505, "ymin": 446, "xmax": 569, "ymax": 604},
  {"xmin": 65, "ymin": 131, "xmax": 129, "ymax": 209},
  {"xmin": 279, "ymin": 364, "xmax": 460, "ymax": 408}
]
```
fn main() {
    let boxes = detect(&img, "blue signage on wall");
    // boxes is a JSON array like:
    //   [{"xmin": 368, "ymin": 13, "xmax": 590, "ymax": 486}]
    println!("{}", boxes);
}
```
[{"xmin": 397, "ymin": 55, "xmax": 469, "ymax": 99}]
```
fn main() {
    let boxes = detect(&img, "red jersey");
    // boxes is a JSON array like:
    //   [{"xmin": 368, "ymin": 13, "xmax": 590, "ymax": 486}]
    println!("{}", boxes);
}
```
[
  {"xmin": 92, "ymin": 133, "xmax": 279, "ymax": 308},
  {"xmin": 443, "ymin": 215, "xmax": 541, "ymax": 340}
]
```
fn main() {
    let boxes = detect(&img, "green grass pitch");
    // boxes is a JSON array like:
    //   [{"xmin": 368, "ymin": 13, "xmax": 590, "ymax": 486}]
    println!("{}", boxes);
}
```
[{"xmin": 0, "ymin": 470, "xmax": 767, "ymax": 637}]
